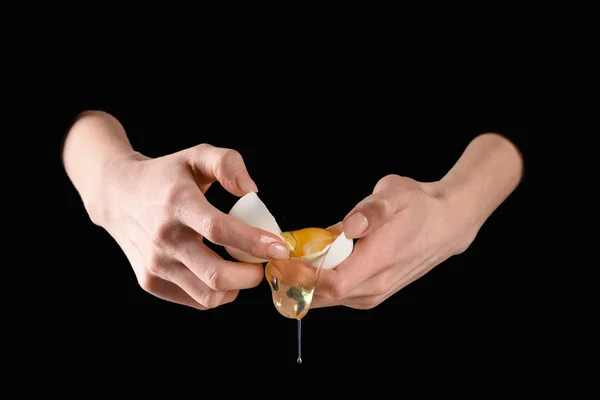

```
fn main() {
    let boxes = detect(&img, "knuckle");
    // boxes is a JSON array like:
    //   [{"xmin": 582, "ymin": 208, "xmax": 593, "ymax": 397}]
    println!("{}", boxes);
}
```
[
  {"xmin": 372, "ymin": 275, "xmax": 391, "ymax": 296},
  {"xmin": 372, "ymin": 194, "xmax": 394, "ymax": 218},
  {"xmin": 379, "ymin": 173, "xmax": 403, "ymax": 186},
  {"xmin": 377, "ymin": 174, "xmax": 417, "ymax": 192},
  {"xmin": 215, "ymin": 149, "xmax": 245, "ymax": 183},
  {"xmin": 201, "ymin": 290, "xmax": 223, "ymax": 309},
  {"xmin": 203, "ymin": 217, "xmax": 228, "ymax": 243},
  {"xmin": 219, "ymin": 148, "xmax": 243, "ymax": 167},
  {"xmin": 205, "ymin": 264, "xmax": 226, "ymax": 291},
  {"xmin": 225, "ymin": 290, "xmax": 240, "ymax": 304},
  {"xmin": 196, "ymin": 143, "xmax": 214, "ymax": 153},
  {"xmin": 191, "ymin": 143, "xmax": 215, "ymax": 160},
  {"xmin": 150, "ymin": 221, "xmax": 173, "ymax": 246},
  {"xmin": 137, "ymin": 272, "xmax": 159, "ymax": 294},
  {"xmin": 247, "ymin": 270, "xmax": 264, "ymax": 288},
  {"xmin": 146, "ymin": 253, "xmax": 165, "ymax": 277},
  {"xmin": 163, "ymin": 184, "xmax": 183, "ymax": 208},
  {"xmin": 327, "ymin": 279, "xmax": 349, "ymax": 300}
]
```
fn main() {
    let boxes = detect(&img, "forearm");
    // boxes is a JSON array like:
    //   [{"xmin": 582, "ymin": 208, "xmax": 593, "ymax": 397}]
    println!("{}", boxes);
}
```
[
  {"xmin": 62, "ymin": 110, "xmax": 138, "ymax": 212},
  {"xmin": 439, "ymin": 132, "xmax": 524, "ymax": 232}
]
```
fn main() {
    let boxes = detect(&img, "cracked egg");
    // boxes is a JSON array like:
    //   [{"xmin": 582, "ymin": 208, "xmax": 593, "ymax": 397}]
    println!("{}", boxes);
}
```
[{"xmin": 225, "ymin": 192, "xmax": 353, "ymax": 270}]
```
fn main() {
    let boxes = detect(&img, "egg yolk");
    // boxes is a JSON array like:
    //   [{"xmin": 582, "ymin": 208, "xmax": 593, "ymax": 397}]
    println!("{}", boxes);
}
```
[{"xmin": 280, "ymin": 228, "xmax": 336, "ymax": 258}]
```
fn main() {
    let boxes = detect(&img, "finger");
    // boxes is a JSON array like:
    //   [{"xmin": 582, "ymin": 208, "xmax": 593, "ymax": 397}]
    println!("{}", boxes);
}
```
[
  {"xmin": 330, "ymin": 262, "xmax": 433, "ymax": 309},
  {"xmin": 310, "ymin": 294, "xmax": 338, "ymax": 309},
  {"xmin": 120, "ymin": 221, "xmax": 239, "ymax": 309},
  {"xmin": 342, "ymin": 174, "xmax": 415, "ymax": 239},
  {"xmin": 342, "ymin": 265, "xmax": 398, "ymax": 298},
  {"xmin": 326, "ymin": 221, "xmax": 344, "ymax": 235},
  {"xmin": 314, "ymin": 237, "xmax": 387, "ymax": 300},
  {"xmin": 138, "ymin": 274, "xmax": 207, "ymax": 310},
  {"xmin": 177, "ymin": 193, "xmax": 290, "ymax": 260},
  {"xmin": 174, "ymin": 229, "xmax": 264, "ymax": 291},
  {"xmin": 187, "ymin": 143, "xmax": 258, "ymax": 196},
  {"xmin": 159, "ymin": 260, "xmax": 238, "ymax": 309}
]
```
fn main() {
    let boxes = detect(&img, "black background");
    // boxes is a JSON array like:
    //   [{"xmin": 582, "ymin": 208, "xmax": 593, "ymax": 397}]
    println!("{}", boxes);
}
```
[{"xmin": 58, "ymin": 97, "xmax": 528, "ymax": 373}]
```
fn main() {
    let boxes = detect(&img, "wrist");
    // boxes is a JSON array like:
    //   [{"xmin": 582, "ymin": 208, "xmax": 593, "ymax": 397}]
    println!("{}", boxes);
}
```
[
  {"xmin": 432, "ymin": 133, "xmax": 524, "ymax": 254},
  {"xmin": 85, "ymin": 150, "xmax": 148, "ymax": 227},
  {"xmin": 426, "ymin": 180, "xmax": 482, "ymax": 255},
  {"xmin": 62, "ymin": 110, "xmax": 143, "ymax": 226}
]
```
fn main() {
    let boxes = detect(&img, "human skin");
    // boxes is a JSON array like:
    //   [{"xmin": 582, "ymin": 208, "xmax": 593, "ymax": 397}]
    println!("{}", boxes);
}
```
[
  {"xmin": 62, "ymin": 110, "xmax": 291, "ymax": 310},
  {"xmin": 311, "ymin": 133, "xmax": 524, "ymax": 309},
  {"xmin": 63, "ymin": 112, "xmax": 523, "ymax": 311}
]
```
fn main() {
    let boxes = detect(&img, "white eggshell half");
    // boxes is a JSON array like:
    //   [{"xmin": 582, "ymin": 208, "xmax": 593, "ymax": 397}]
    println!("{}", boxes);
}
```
[
  {"xmin": 305, "ymin": 232, "xmax": 353, "ymax": 270},
  {"xmin": 295, "ymin": 243, "xmax": 332, "ymax": 265},
  {"xmin": 225, "ymin": 192, "xmax": 283, "ymax": 263}
]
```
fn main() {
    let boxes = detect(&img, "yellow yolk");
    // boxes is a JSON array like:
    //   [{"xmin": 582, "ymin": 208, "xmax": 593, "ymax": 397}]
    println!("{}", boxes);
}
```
[{"xmin": 280, "ymin": 228, "xmax": 336, "ymax": 259}]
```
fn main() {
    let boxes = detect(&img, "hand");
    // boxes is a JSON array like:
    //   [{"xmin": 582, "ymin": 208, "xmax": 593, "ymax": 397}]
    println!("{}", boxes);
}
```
[
  {"xmin": 311, "ymin": 133, "xmax": 523, "ymax": 310},
  {"xmin": 312, "ymin": 174, "xmax": 477, "ymax": 309},
  {"xmin": 92, "ymin": 143, "xmax": 291, "ymax": 310}
]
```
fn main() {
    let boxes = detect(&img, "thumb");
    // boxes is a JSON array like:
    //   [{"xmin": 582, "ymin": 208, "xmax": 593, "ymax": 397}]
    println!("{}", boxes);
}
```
[
  {"xmin": 187, "ymin": 143, "xmax": 258, "ymax": 196},
  {"xmin": 342, "ymin": 174, "xmax": 414, "ymax": 239}
]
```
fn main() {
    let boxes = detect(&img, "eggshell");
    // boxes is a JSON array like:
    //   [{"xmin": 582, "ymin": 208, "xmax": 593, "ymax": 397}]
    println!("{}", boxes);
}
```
[
  {"xmin": 225, "ymin": 192, "xmax": 283, "ymax": 263},
  {"xmin": 225, "ymin": 191, "xmax": 353, "ymax": 269},
  {"xmin": 304, "ymin": 232, "xmax": 353, "ymax": 270},
  {"xmin": 295, "ymin": 244, "xmax": 332, "ymax": 265}
]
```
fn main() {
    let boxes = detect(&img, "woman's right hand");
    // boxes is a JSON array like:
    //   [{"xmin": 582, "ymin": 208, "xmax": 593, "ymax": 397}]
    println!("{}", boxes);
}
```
[{"xmin": 87, "ymin": 142, "xmax": 291, "ymax": 310}]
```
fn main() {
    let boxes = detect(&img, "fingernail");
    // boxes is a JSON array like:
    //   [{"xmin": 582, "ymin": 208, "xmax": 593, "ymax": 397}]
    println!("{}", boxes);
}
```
[
  {"xmin": 268, "ymin": 243, "xmax": 290, "ymax": 260},
  {"xmin": 326, "ymin": 221, "xmax": 344, "ymax": 234},
  {"xmin": 344, "ymin": 212, "xmax": 368, "ymax": 237},
  {"xmin": 235, "ymin": 173, "xmax": 259, "ymax": 193},
  {"xmin": 260, "ymin": 235, "xmax": 291, "ymax": 259}
]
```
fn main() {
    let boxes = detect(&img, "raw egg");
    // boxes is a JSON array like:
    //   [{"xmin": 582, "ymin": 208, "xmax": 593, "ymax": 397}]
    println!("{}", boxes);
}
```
[{"xmin": 225, "ymin": 192, "xmax": 353, "ymax": 270}]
